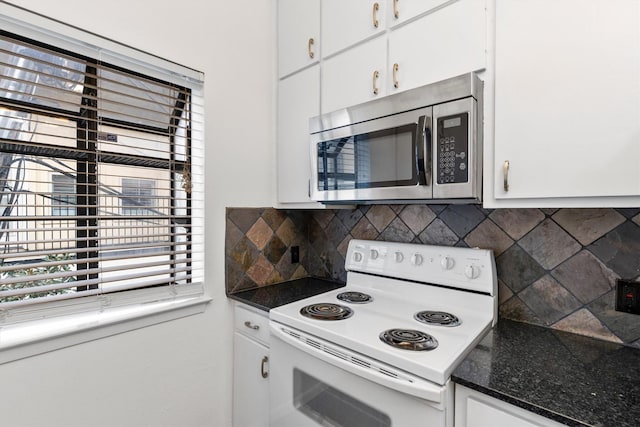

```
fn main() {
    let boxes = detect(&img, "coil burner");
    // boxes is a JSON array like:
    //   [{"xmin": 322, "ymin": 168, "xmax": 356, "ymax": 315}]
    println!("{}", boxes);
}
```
[
  {"xmin": 379, "ymin": 329, "xmax": 438, "ymax": 351},
  {"xmin": 414, "ymin": 311, "xmax": 461, "ymax": 327},
  {"xmin": 300, "ymin": 303, "xmax": 354, "ymax": 321},
  {"xmin": 336, "ymin": 291, "xmax": 373, "ymax": 304}
]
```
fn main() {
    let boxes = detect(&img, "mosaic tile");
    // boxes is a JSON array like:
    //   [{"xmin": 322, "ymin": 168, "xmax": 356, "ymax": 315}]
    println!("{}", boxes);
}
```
[
  {"xmin": 389, "ymin": 204, "xmax": 405, "ymax": 214},
  {"xmin": 496, "ymin": 244, "xmax": 545, "ymax": 293},
  {"xmin": 633, "ymin": 213, "xmax": 640, "ymax": 226},
  {"xmin": 263, "ymin": 235, "xmax": 287, "ymax": 265},
  {"xmin": 519, "ymin": 219, "xmax": 581, "ymax": 270},
  {"xmin": 230, "ymin": 236, "xmax": 259, "ymax": 271},
  {"xmin": 262, "ymin": 208, "xmax": 287, "ymax": 231},
  {"xmin": 275, "ymin": 247, "xmax": 300, "ymax": 280},
  {"xmin": 418, "ymin": 218, "xmax": 459, "ymax": 246},
  {"xmin": 489, "ymin": 208, "xmax": 545, "ymax": 240},
  {"xmin": 464, "ymin": 218, "xmax": 514, "ymax": 257},
  {"xmin": 552, "ymin": 209, "xmax": 625, "ymax": 246},
  {"xmin": 379, "ymin": 217, "xmax": 415, "ymax": 243},
  {"xmin": 588, "ymin": 291, "xmax": 640, "ymax": 344},
  {"xmin": 227, "ymin": 207, "xmax": 262, "ymax": 233},
  {"xmin": 230, "ymin": 275, "xmax": 258, "ymax": 294},
  {"xmin": 276, "ymin": 217, "xmax": 298, "ymax": 246},
  {"xmin": 616, "ymin": 208, "xmax": 640, "ymax": 219},
  {"xmin": 551, "ymin": 250, "xmax": 617, "ymax": 304},
  {"xmin": 246, "ymin": 217, "xmax": 273, "ymax": 251},
  {"xmin": 499, "ymin": 296, "xmax": 541, "ymax": 325},
  {"xmin": 438, "ymin": 205, "xmax": 486, "ymax": 238},
  {"xmin": 588, "ymin": 221, "xmax": 640, "ymax": 279},
  {"xmin": 366, "ymin": 205, "xmax": 396, "ymax": 232},
  {"xmin": 325, "ymin": 216, "xmax": 350, "ymax": 247},
  {"xmin": 225, "ymin": 256, "xmax": 245, "ymax": 292},
  {"xmin": 337, "ymin": 235, "xmax": 352, "ymax": 258},
  {"xmin": 498, "ymin": 280, "xmax": 513, "ymax": 305},
  {"xmin": 551, "ymin": 308, "xmax": 621, "ymax": 343},
  {"xmin": 541, "ymin": 208, "xmax": 558, "ymax": 216},
  {"xmin": 335, "ymin": 208, "xmax": 364, "ymax": 230},
  {"xmin": 351, "ymin": 216, "xmax": 380, "ymax": 240},
  {"xmin": 398, "ymin": 205, "xmax": 436, "ymax": 234},
  {"xmin": 291, "ymin": 265, "xmax": 309, "ymax": 280},
  {"xmin": 225, "ymin": 219, "xmax": 244, "ymax": 256},
  {"xmin": 310, "ymin": 210, "xmax": 335, "ymax": 229},
  {"xmin": 266, "ymin": 269, "xmax": 285, "ymax": 286},
  {"xmin": 246, "ymin": 255, "xmax": 274, "ymax": 286},
  {"xmin": 519, "ymin": 275, "xmax": 582, "ymax": 325}
]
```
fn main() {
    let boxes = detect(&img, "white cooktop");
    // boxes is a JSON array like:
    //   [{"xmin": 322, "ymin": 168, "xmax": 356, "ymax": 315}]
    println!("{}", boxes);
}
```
[{"xmin": 269, "ymin": 239, "xmax": 497, "ymax": 385}]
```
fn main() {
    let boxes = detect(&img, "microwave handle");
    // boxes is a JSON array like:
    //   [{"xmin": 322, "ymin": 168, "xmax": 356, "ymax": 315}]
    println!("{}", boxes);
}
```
[{"xmin": 416, "ymin": 115, "xmax": 431, "ymax": 185}]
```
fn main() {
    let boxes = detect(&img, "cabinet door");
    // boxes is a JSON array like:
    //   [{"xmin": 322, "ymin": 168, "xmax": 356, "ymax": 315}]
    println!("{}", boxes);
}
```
[
  {"xmin": 388, "ymin": 0, "xmax": 486, "ymax": 94},
  {"xmin": 277, "ymin": 66, "xmax": 320, "ymax": 204},
  {"xmin": 493, "ymin": 0, "xmax": 640, "ymax": 201},
  {"xmin": 321, "ymin": 35, "xmax": 387, "ymax": 114},
  {"xmin": 278, "ymin": 0, "xmax": 320, "ymax": 78},
  {"xmin": 387, "ymin": 0, "xmax": 450, "ymax": 27},
  {"xmin": 322, "ymin": 0, "xmax": 387, "ymax": 58},
  {"xmin": 233, "ymin": 332, "xmax": 269, "ymax": 427}
]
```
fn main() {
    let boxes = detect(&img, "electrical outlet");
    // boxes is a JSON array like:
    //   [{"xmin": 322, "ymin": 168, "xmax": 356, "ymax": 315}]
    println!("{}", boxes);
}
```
[
  {"xmin": 615, "ymin": 280, "xmax": 640, "ymax": 315},
  {"xmin": 291, "ymin": 246, "xmax": 300, "ymax": 264}
]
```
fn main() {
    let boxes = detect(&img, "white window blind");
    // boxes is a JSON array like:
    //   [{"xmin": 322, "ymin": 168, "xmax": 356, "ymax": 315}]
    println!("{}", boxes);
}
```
[{"xmin": 0, "ymin": 28, "xmax": 204, "ymax": 309}]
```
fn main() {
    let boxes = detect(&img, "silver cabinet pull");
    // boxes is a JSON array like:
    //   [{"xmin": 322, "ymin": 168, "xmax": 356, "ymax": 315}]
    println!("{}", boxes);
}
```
[
  {"xmin": 261, "ymin": 356, "xmax": 269, "ymax": 378},
  {"xmin": 308, "ymin": 38, "xmax": 315, "ymax": 59},
  {"xmin": 393, "ymin": 0, "xmax": 399, "ymax": 18},
  {"xmin": 372, "ymin": 70, "xmax": 380, "ymax": 95},
  {"xmin": 244, "ymin": 320, "xmax": 259, "ymax": 330},
  {"xmin": 503, "ymin": 160, "xmax": 510, "ymax": 192},
  {"xmin": 373, "ymin": 2, "xmax": 380, "ymax": 28}
]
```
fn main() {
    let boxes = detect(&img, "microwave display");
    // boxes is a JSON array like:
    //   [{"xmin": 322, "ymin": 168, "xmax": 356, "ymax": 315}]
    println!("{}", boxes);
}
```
[
  {"xmin": 316, "ymin": 123, "xmax": 419, "ymax": 191},
  {"xmin": 436, "ymin": 112, "xmax": 468, "ymax": 185}
]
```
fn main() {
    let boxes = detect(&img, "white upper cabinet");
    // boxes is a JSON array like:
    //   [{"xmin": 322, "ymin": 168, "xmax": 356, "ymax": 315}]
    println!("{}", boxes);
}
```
[
  {"xmin": 321, "ymin": 35, "xmax": 388, "ymax": 114},
  {"xmin": 491, "ymin": 0, "xmax": 640, "ymax": 206},
  {"xmin": 322, "ymin": 0, "xmax": 387, "ymax": 58},
  {"xmin": 278, "ymin": 0, "xmax": 320, "ymax": 78},
  {"xmin": 277, "ymin": 65, "xmax": 320, "ymax": 204},
  {"xmin": 386, "ymin": 0, "xmax": 450, "ymax": 27},
  {"xmin": 388, "ymin": 0, "xmax": 486, "ymax": 95}
]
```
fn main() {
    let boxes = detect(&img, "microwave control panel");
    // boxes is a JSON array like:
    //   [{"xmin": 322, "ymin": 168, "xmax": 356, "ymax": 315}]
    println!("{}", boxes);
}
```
[{"xmin": 436, "ymin": 112, "xmax": 469, "ymax": 185}]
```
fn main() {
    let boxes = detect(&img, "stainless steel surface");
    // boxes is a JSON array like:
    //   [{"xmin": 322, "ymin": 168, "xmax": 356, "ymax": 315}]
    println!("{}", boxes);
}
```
[{"xmin": 310, "ymin": 73, "xmax": 483, "ymax": 134}]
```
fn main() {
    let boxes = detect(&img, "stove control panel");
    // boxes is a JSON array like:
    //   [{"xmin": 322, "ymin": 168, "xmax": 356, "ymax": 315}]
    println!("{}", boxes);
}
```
[{"xmin": 346, "ymin": 239, "xmax": 497, "ymax": 296}]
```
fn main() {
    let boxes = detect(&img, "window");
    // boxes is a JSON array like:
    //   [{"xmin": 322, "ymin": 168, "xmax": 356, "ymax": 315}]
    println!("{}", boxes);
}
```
[
  {"xmin": 0, "ymin": 27, "xmax": 204, "ymax": 309},
  {"xmin": 51, "ymin": 174, "xmax": 76, "ymax": 216}
]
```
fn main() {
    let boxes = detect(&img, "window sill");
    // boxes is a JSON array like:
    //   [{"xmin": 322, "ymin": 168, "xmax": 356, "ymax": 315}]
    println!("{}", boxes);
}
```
[{"xmin": 0, "ymin": 283, "xmax": 211, "ymax": 364}]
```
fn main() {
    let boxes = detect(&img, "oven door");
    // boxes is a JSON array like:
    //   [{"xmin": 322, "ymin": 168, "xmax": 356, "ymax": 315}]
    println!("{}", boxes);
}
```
[
  {"xmin": 310, "ymin": 107, "xmax": 432, "ymax": 203},
  {"xmin": 269, "ymin": 322, "xmax": 453, "ymax": 427}
]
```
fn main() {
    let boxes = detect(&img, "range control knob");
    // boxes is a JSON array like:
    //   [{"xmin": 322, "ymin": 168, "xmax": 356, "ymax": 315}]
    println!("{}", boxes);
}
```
[
  {"xmin": 394, "ymin": 251, "xmax": 404, "ymax": 263},
  {"xmin": 353, "ymin": 251, "xmax": 363, "ymax": 263},
  {"xmin": 440, "ymin": 256, "xmax": 455, "ymax": 270},
  {"xmin": 410, "ymin": 253, "xmax": 424, "ymax": 266},
  {"xmin": 464, "ymin": 264, "xmax": 481, "ymax": 279},
  {"xmin": 370, "ymin": 249, "xmax": 379, "ymax": 260}
]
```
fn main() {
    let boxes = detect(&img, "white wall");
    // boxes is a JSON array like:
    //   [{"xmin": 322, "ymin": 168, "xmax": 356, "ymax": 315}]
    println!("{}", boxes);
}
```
[{"xmin": 0, "ymin": 1, "xmax": 276, "ymax": 426}]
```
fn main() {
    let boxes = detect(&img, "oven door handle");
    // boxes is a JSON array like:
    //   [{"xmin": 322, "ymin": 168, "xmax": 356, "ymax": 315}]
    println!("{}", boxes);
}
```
[{"xmin": 270, "ymin": 322, "xmax": 445, "ymax": 405}]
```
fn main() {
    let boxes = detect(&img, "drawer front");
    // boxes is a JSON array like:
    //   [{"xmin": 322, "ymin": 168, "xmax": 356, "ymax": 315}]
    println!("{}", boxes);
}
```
[{"xmin": 234, "ymin": 304, "xmax": 270, "ymax": 346}]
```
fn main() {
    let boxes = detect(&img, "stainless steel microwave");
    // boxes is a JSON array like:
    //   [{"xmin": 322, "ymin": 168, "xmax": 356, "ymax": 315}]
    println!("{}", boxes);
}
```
[{"xmin": 309, "ymin": 73, "xmax": 483, "ymax": 204}]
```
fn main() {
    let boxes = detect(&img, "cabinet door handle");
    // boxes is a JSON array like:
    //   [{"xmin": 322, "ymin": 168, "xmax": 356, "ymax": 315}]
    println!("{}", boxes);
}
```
[
  {"xmin": 503, "ymin": 160, "xmax": 510, "ymax": 192},
  {"xmin": 372, "ymin": 70, "xmax": 380, "ymax": 95},
  {"xmin": 261, "ymin": 356, "xmax": 269, "ymax": 379},
  {"xmin": 393, "ymin": 63, "xmax": 399, "ymax": 88},
  {"xmin": 373, "ymin": 2, "xmax": 380, "ymax": 28},
  {"xmin": 308, "ymin": 38, "xmax": 315, "ymax": 59},
  {"xmin": 393, "ymin": 0, "xmax": 399, "ymax": 18},
  {"xmin": 244, "ymin": 320, "xmax": 260, "ymax": 330}
]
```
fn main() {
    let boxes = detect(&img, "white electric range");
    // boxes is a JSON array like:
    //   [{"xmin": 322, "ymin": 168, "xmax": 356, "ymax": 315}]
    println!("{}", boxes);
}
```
[{"xmin": 269, "ymin": 239, "xmax": 497, "ymax": 427}]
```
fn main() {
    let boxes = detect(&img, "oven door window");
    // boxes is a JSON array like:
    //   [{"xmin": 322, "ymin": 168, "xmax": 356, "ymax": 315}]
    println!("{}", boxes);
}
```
[
  {"xmin": 316, "ymin": 123, "xmax": 418, "ymax": 191},
  {"xmin": 293, "ymin": 368, "xmax": 391, "ymax": 427}
]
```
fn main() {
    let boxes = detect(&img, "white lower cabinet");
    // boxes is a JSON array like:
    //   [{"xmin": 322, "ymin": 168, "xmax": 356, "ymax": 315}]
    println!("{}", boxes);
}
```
[
  {"xmin": 233, "ymin": 304, "xmax": 270, "ymax": 427},
  {"xmin": 455, "ymin": 384, "xmax": 566, "ymax": 427}
]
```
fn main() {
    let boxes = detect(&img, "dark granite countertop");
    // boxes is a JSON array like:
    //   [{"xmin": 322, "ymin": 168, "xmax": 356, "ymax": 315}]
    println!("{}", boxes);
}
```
[
  {"xmin": 452, "ymin": 319, "xmax": 640, "ymax": 427},
  {"xmin": 227, "ymin": 277, "xmax": 345, "ymax": 312}
]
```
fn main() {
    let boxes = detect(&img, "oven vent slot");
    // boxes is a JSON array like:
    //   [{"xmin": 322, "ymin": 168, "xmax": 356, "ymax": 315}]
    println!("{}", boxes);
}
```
[{"xmin": 281, "ymin": 326, "xmax": 418, "ymax": 385}]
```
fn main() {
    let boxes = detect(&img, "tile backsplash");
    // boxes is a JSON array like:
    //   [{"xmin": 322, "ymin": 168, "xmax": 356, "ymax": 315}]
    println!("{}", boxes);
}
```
[{"xmin": 225, "ymin": 206, "xmax": 640, "ymax": 347}]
